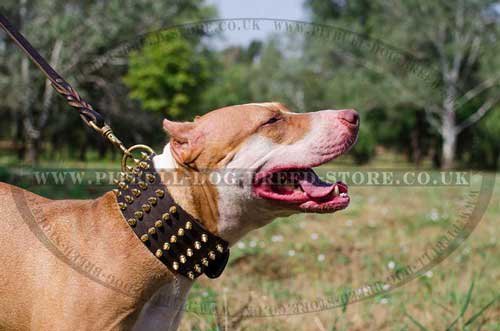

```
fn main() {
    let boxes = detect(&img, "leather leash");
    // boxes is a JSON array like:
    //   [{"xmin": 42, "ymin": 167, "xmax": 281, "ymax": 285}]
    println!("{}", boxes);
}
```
[
  {"xmin": 0, "ymin": 12, "xmax": 230, "ymax": 279},
  {"xmin": 0, "ymin": 13, "xmax": 127, "ymax": 156}
]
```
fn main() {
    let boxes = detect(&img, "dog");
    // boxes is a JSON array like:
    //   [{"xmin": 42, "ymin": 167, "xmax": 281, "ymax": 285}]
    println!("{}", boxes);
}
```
[{"xmin": 0, "ymin": 102, "xmax": 359, "ymax": 331}]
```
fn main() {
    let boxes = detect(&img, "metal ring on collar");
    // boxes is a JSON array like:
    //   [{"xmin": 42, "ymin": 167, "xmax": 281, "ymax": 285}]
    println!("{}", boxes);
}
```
[{"xmin": 121, "ymin": 144, "xmax": 155, "ymax": 172}]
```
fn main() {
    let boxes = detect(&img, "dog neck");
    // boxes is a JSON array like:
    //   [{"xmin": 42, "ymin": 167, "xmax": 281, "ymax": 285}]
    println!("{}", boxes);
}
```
[
  {"xmin": 153, "ymin": 143, "xmax": 220, "ymax": 236},
  {"xmin": 153, "ymin": 143, "xmax": 277, "ymax": 246}
]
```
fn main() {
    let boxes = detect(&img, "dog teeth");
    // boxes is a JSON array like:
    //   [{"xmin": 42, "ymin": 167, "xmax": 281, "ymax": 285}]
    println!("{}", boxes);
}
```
[
  {"xmin": 340, "ymin": 192, "xmax": 348, "ymax": 198},
  {"xmin": 334, "ymin": 185, "xmax": 340, "ymax": 196}
]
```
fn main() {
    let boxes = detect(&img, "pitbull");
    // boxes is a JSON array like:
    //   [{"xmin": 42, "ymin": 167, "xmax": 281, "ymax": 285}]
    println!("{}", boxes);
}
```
[{"xmin": 0, "ymin": 102, "xmax": 359, "ymax": 330}]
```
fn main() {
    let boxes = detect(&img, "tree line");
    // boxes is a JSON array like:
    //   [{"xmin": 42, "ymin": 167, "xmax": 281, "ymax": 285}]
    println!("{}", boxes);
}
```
[{"xmin": 1, "ymin": 0, "xmax": 499, "ymax": 169}]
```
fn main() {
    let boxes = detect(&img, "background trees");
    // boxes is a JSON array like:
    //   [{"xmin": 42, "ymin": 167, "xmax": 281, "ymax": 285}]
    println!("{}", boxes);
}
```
[
  {"xmin": 0, "ymin": 0, "xmax": 214, "ymax": 162},
  {"xmin": 304, "ymin": 0, "xmax": 500, "ymax": 168},
  {"xmin": 1, "ymin": 0, "xmax": 499, "ymax": 168}
]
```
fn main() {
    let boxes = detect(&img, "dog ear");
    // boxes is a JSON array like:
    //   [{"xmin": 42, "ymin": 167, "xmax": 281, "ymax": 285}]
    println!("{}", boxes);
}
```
[{"xmin": 163, "ymin": 118, "xmax": 204, "ymax": 165}]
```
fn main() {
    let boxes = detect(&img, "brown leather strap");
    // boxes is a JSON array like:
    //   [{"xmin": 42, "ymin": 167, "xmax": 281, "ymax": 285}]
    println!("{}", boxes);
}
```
[
  {"xmin": 0, "ymin": 13, "xmax": 105, "ymax": 127},
  {"xmin": 113, "ymin": 155, "xmax": 230, "ymax": 279}
]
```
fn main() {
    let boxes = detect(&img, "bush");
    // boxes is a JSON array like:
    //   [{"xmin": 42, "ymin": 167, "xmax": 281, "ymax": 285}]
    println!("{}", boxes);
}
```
[
  {"xmin": 350, "ymin": 123, "xmax": 376, "ymax": 164},
  {"xmin": 459, "ymin": 107, "xmax": 500, "ymax": 170}
]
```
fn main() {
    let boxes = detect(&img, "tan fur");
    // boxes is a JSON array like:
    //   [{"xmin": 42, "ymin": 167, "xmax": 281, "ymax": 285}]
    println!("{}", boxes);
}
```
[
  {"xmin": 162, "ymin": 103, "xmax": 311, "ymax": 234},
  {"xmin": 169, "ymin": 103, "xmax": 311, "ymax": 169},
  {"xmin": 158, "ymin": 167, "xmax": 220, "ymax": 234},
  {"xmin": 0, "ymin": 183, "xmax": 176, "ymax": 330}
]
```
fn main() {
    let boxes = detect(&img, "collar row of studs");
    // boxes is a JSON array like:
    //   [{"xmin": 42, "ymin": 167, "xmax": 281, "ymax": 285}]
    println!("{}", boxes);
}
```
[{"xmin": 112, "ymin": 154, "xmax": 229, "ymax": 280}]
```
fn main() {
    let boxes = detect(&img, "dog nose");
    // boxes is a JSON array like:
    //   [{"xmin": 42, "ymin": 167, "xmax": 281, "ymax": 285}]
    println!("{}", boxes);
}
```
[{"xmin": 337, "ymin": 109, "xmax": 359, "ymax": 125}]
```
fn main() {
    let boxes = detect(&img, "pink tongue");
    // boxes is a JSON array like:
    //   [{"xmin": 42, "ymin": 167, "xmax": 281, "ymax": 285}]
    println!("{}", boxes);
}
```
[{"xmin": 298, "ymin": 170, "xmax": 335, "ymax": 199}]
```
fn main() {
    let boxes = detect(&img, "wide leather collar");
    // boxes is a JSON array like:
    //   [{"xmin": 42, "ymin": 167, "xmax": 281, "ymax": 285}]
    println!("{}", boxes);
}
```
[{"xmin": 113, "ymin": 154, "xmax": 230, "ymax": 280}]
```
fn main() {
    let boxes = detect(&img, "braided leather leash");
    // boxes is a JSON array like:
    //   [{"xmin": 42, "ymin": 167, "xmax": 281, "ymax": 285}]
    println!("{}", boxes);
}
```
[{"xmin": 0, "ymin": 13, "xmax": 128, "ymax": 155}]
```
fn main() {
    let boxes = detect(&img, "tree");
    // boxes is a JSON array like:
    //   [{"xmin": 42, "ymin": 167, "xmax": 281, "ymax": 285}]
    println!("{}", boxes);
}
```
[
  {"xmin": 123, "ymin": 30, "xmax": 211, "ymax": 119},
  {"xmin": 0, "ymin": 0, "xmax": 214, "ymax": 163},
  {"xmin": 306, "ymin": 0, "xmax": 500, "ymax": 168}
]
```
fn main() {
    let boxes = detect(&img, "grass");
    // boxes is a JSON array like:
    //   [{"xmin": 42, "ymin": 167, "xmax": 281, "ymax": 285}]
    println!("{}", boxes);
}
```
[{"xmin": 0, "ymin": 153, "xmax": 498, "ymax": 330}]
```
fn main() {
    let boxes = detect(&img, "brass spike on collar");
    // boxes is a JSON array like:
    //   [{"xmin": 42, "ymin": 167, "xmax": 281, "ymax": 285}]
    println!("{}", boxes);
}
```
[{"xmin": 113, "ymin": 153, "xmax": 230, "ymax": 280}]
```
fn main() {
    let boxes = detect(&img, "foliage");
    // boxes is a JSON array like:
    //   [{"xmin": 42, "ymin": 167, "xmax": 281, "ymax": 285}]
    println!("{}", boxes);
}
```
[
  {"xmin": 349, "ymin": 122, "xmax": 376, "ymax": 164},
  {"xmin": 124, "ymin": 31, "xmax": 212, "ymax": 119},
  {"xmin": 304, "ymin": 0, "xmax": 500, "ymax": 168},
  {"xmin": 0, "ymin": 0, "xmax": 499, "ymax": 169},
  {"xmin": 405, "ymin": 278, "xmax": 498, "ymax": 331},
  {"xmin": 459, "ymin": 106, "xmax": 500, "ymax": 169},
  {"xmin": 0, "ymin": 0, "xmax": 215, "ymax": 162}
]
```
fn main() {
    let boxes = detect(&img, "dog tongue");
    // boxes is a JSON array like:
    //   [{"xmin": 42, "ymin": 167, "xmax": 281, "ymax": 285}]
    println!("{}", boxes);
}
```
[{"xmin": 298, "ymin": 169, "xmax": 335, "ymax": 199}]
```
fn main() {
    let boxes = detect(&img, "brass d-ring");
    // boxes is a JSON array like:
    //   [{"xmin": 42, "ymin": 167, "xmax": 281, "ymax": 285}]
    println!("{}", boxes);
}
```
[{"xmin": 121, "ymin": 144, "xmax": 155, "ymax": 172}]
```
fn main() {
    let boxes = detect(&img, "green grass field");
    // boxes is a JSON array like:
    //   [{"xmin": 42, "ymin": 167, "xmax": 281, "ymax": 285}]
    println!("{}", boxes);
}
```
[{"xmin": 0, "ymin": 153, "xmax": 498, "ymax": 330}]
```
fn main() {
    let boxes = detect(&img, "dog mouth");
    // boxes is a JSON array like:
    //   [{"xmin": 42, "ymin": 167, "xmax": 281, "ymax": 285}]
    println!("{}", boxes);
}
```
[{"xmin": 252, "ymin": 168, "xmax": 349, "ymax": 213}]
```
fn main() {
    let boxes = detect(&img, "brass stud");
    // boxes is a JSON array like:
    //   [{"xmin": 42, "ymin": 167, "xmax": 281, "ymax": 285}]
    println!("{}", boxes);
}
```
[
  {"xmin": 125, "ymin": 174, "xmax": 134, "ymax": 182},
  {"xmin": 134, "ymin": 211, "xmax": 144, "ymax": 220},
  {"xmin": 118, "ymin": 182, "xmax": 128, "ymax": 190},
  {"xmin": 118, "ymin": 202, "xmax": 127, "ymax": 210},
  {"xmin": 131, "ymin": 188, "xmax": 141, "ymax": 197},
  {"xmin": 169, "ymin": 206, "xmax": 177, "ymax": 214},
  {"xmin": 127, "ymin": 218, "xmax": 137, "ymax": 227},
  {"xmin": 113, "ymin": 178, "xmax": 120, "ymax": 185},
  {"xmin": 201, "ymin": 234, "xmax": 208, "ymax": 243},
  {"xmin": 185, "ymin": 221, "xmax": 192, "ymax": 230},
  {"xmin": 163, "ymin": 242, "xmax": 170, "ymax": 250},
  {"xmin": 194, "ymin": 264, "xmax": 202, "ymax": 273},
  {"xmin": 138, "ymin": 181, "xmax": 148, "ymax": 190},
  {"xmin": 172, "ymin": 262, "xmax": 179, "ymax": 270},
  {"xmin": 155, "ymin": 189, "xmax": 165, "ymax": 198},
  {"xmin": 112, "ymin": 189, "xmax": 121, "ymax": 197},
  {"xmin": 179, "ymin": 255, "xmax": 187, "ymax": 264},
  {"xmin": 139, "ymin": 161, "xmax": 149, "ymax": 169},
  {"xmin": 208, "ymin": 251, "xmax": 216, "ymax": 260},
  {"xmin": 216, "ymin": 244, "xmax": 224, "ymax": 253},
  {"xmin": 155, "ymin": 249, "xmax": 163, "ymax": 258},
  {"xmin": 201, "ymin": 258, "xmax": 209, "ymax": 267},
  {"xmin": 148, "ymin": 197, "xmax": 158, "ymax": 206},
  {"xmin": 154, "ymin": 220, "xmax": 163, "ymax": 228},
  {"xmin": 177, "ymin": 228, "xmax": 185, "ymax": 236},
  {"xmin": 126, "ymin": 165, "xmax": 134, "ymax": 173},
  {"xmin": 140, "ymin": 234, "xmax": 149, "ymax": 242},
  {"xmin": 125, "ymin": 195, "xmax": 134, "ymax": 204},
  {"xmin": 133, "ymin": 158, "xmax": 141, "ymax": 165},
  {"xmin": 187, "ymin": 271, "xmax": 195, "ymax": 280},
  {"xmin": 186, "ymin": 248, "xmax": 193, "ymax": 257},
  {"xmin": 170, "ymin": 235, "xmax": 177, "ymax": 243},
  {"xmin": 148, "ymin": 227, "xmax": 156, "ymax": 236},
  {"xmin": 141, "ymin": 152, "xmax": 149, "ymax": 160},
  {"xmin": 194, "ymin": 241, "xmax": 201, "ymax": 250},
  {"xmin": 142, "ymin": 203, "xmax": 151, "ymax": 213},
  {"xmin": 146, "ymin": 173, "xmax": 156, "ymax": 183},
  {"xmin": 132, "ymin": 167, "xmax": 141, "ymax": 175},
  {"xmin": 162, "ymin": 213, "xmax": 170, "ymax": 221}
]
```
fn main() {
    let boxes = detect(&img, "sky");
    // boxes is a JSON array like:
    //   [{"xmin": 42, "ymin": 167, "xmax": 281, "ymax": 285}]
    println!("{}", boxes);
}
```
[{"xmin": 206, "ymin": 0, "xmax": 308, "ymax": 46}]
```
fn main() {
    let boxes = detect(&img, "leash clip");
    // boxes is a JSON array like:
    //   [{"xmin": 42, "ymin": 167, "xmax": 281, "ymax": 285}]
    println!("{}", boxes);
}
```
[{"xmin": 87, "ymin": 120, "xmax": 129, "ymax": 155}]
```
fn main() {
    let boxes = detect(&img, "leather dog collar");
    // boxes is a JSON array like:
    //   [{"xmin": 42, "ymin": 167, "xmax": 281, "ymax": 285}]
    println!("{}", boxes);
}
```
[{"xmin": 113, "ymin": 154, "xmax": 230, "ymax": 280}]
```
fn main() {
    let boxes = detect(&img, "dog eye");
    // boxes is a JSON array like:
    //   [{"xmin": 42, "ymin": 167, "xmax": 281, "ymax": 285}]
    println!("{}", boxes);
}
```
[{"xmin": 263, "ymin": 116, "xmax": 282, "ymax": 126}]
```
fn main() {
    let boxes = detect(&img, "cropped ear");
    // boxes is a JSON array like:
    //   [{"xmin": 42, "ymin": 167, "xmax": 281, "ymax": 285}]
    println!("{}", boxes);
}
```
[{"xmin": 163, "ymin": 118, "xmax": 204, "ymax": 165}]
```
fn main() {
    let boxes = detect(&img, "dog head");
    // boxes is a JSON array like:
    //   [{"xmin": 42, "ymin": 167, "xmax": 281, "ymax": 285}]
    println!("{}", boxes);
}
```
[{"xmin": 155, "ymin": 102, "xmax": 359, "ymax": 243}]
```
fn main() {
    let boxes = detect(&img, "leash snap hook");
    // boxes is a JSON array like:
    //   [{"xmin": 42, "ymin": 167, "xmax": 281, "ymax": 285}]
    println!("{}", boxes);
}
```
[{"xmin": 87, "ymin": 120, "xmax": 129, "ymax": 156}]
